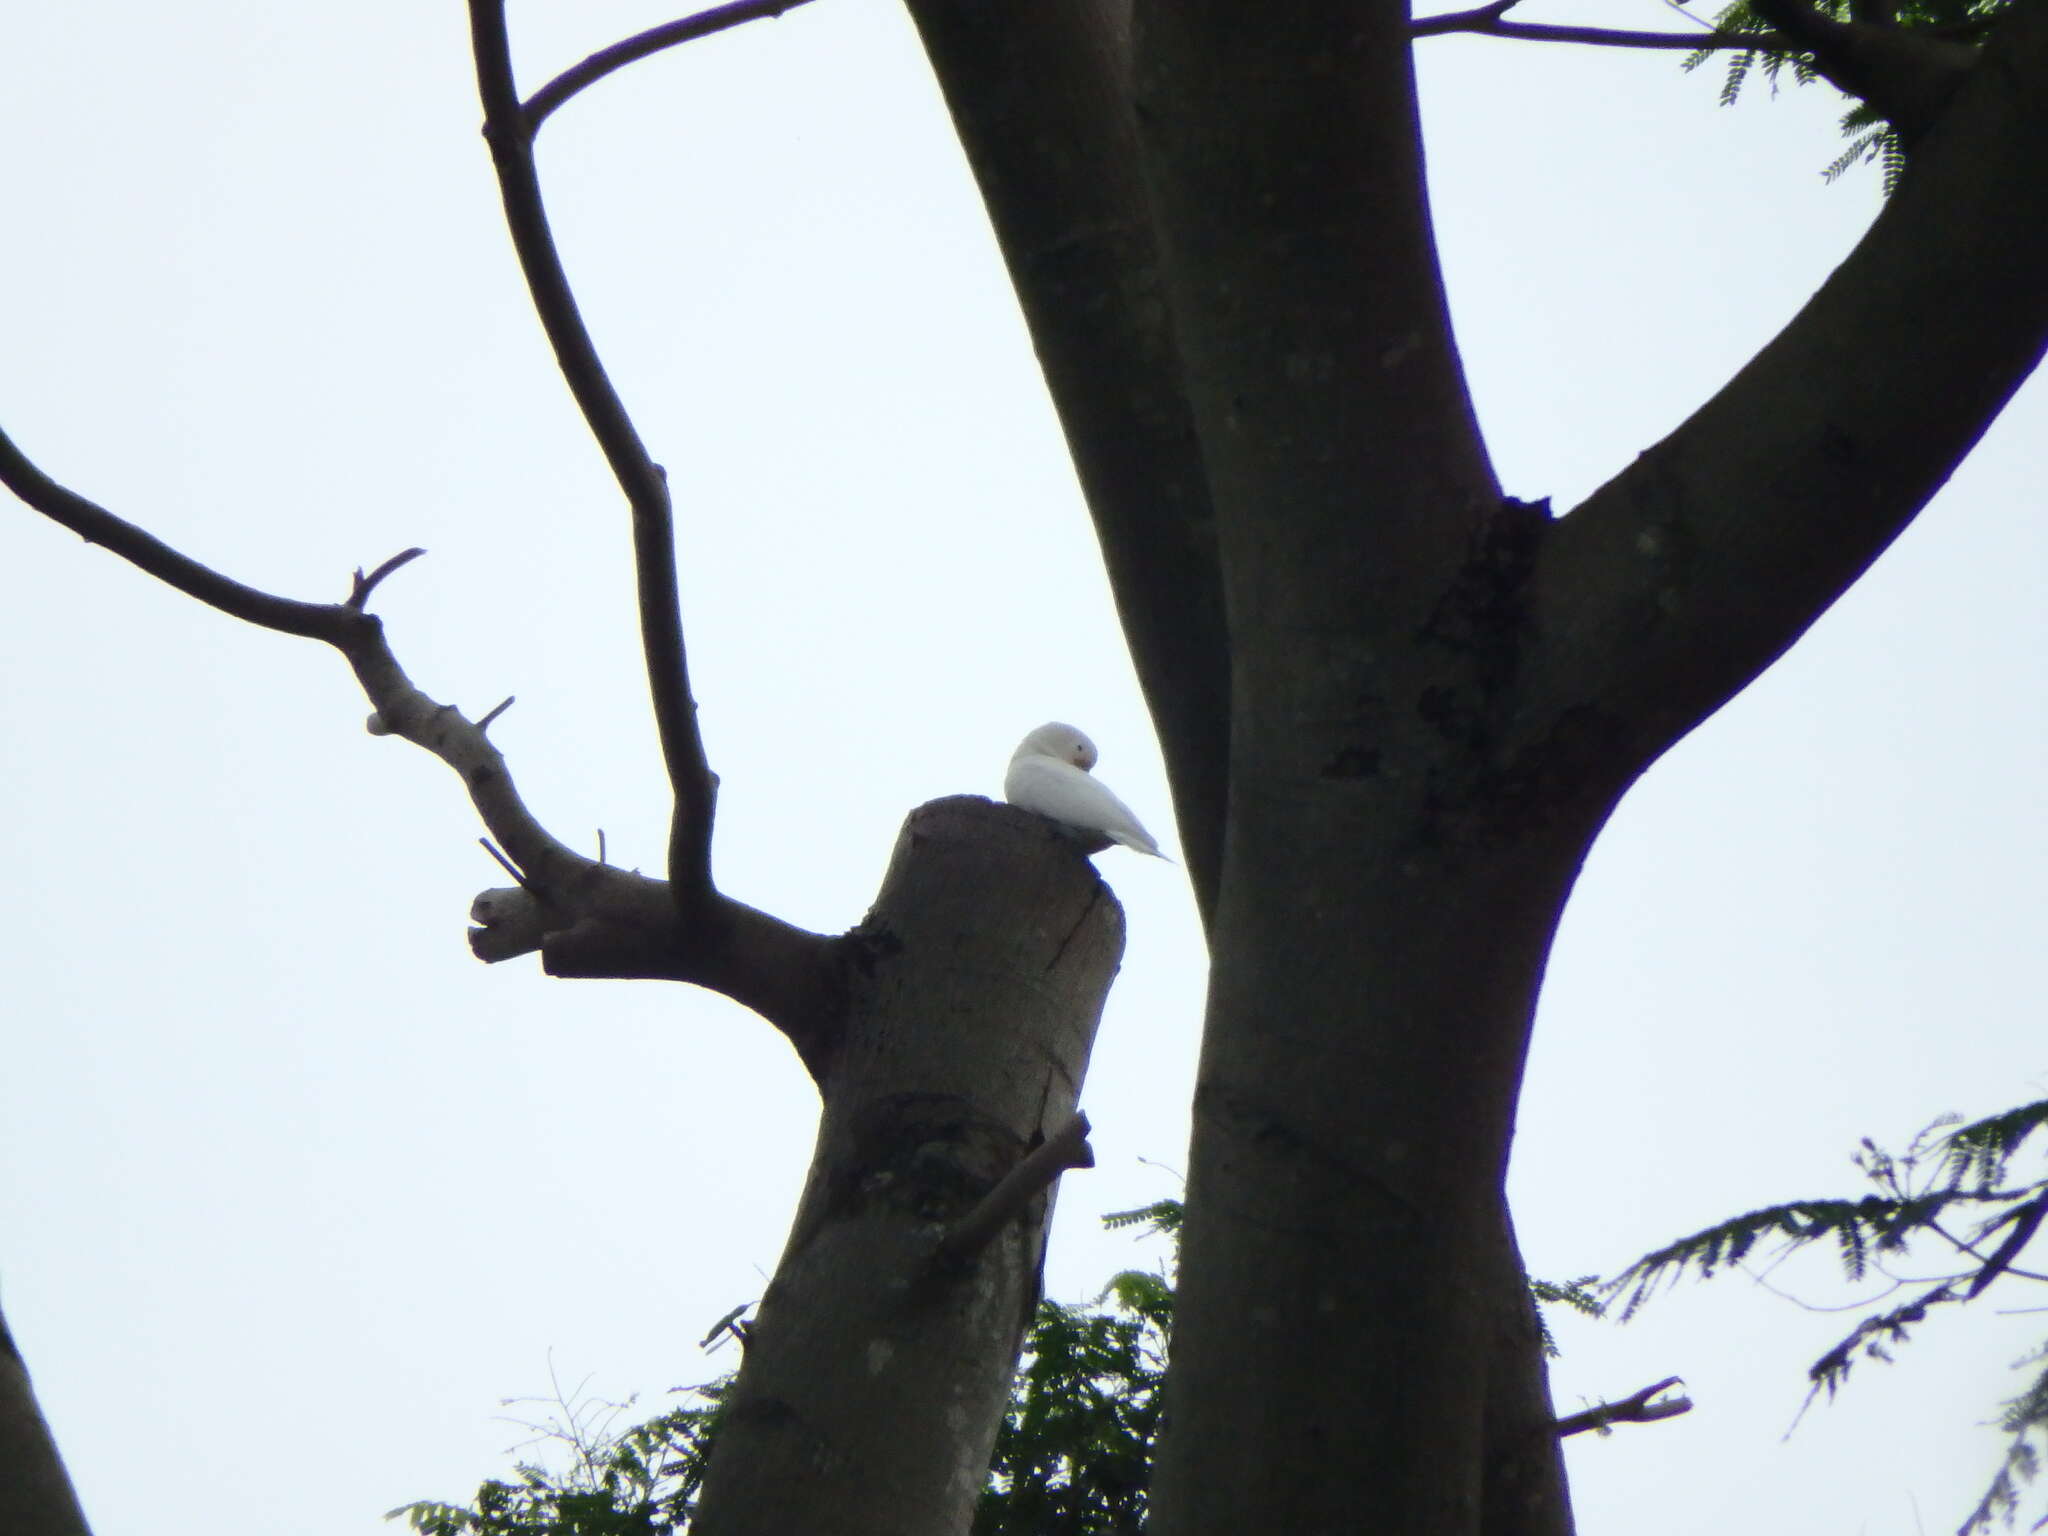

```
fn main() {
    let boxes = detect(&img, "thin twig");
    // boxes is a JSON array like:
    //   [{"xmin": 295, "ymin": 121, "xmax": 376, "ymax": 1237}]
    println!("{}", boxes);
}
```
[
  {"xmin": 1554, "ymin": 1376, "xmax": 1692, "ymax": 1438},
  {"xmin": 476, "ymin": 695, "xmax": 516, "ymax": 731},
  {"xmin": 468, "ymin": 0, "xmax": 718, "ymax": 907},
  {"xmin": 479, "ymin": 836, "xmax": 532, "ymax": 887},
  {"xmin": 936, "ymin": 1113, "xmax": 1095, "ymax": 1265},
  {"xmin": 348, "ymin": 546, "xmax": 428, "ymax": 609},
  {"xmin": 3, "ymin": 422, "xmax": 834, "ymax": 1036},
  {"xmin": 0, "ymin": 422, "xmax": 592, "ymax": 893},
  {"xmin": 523, "ymin": 0, "xmax": 821, "ymax": 133}
]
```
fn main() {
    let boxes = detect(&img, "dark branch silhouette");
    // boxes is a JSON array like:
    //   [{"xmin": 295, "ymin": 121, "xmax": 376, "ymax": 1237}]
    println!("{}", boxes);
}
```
[
  {"xmin": 1411, "ymin": 2, "xmax": 1785, "ymax": 50},
  {"xmin": 522, "ymin": 0, "xmax": 821, "ymax": 133},
  {"xmin": 1553, "ymin": 1376, "xmax": 1692, "ymax": 1438},
  {"xmin": 468, "ymin": 0, "xmax": 718, "ymax": 908},
  {"xmin": 0, "ymin": 421, "xmax": 835, "ymax": 1051}
]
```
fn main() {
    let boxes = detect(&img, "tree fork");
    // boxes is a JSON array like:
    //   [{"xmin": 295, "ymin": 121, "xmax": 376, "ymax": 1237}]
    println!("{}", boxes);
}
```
[{"xmin": 691, "ymin": 797, "xmax": 1125, "ymax": 1536}]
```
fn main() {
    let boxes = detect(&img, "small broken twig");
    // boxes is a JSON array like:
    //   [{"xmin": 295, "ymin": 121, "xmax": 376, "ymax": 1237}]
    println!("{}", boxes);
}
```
[
  {"xmin": 347, "ymin": 546, "xmax": 428, "ymax": 609},
  {"xmin": 479, "ymin": 836, "xmax": 532, "ymax": 889},
  {"xmin": 936, "ymin": 1112, "xmax": 1095, "ymax": 1265},
  {"xmin": 1554, "ymin": 1376, "xmax": 1692, "ymax": 1438}
]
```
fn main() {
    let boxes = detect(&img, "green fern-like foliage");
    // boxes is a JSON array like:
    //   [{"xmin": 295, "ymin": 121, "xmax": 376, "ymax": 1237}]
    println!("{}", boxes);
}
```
[
  {"xmin": 394, "ymin": 1196, "xmax": 1605, "ymax": 1534},
  {"xmin": 975, "ymin": 1280, "xmax": 1171, "ymax": 1535},
  {"xmin": 388, "ymin": 1385, "xmax": 727, "ymax": 1536},
  {"xmin": 1961, "ymin": 1347, "xmax": 2048, "ymax": 1536},
  {"xmin": 1610, "ymin": 1097, "xmax": 2048, "ymax": 1533},
  {"xmin": 1683, "ymin": 0, "xmax": 2015, "ymax": 189},
  {"xmin": 1529, "ymin": 1274, "xmax": 1605, "ymax": 1358}
]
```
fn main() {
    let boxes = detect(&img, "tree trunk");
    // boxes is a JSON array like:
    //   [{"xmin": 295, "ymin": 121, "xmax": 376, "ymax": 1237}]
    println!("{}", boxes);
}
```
[
  {"xmin": 691, "ymin": 797, "xmax": 1125, "ymax": 1536},
  {"xmin": 1152, "ymin": 801, "xmax": 1597, "ymax": 1536},
  {"xmin": 0, "ymin": 1302, "xmax": 93, "ymax": 1536}
]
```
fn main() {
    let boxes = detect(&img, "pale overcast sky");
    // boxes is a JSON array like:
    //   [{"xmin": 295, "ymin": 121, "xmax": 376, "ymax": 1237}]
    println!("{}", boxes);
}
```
[{"xmin": 1, "ymin": 4, "xmax": 2042, "ymax": 1534}]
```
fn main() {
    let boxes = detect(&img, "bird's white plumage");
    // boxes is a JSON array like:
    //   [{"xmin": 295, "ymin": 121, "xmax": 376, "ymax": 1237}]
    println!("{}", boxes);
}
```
[{"xmin": 1004, "ymin": 722, "xmax": 1166, "ymax": 858}]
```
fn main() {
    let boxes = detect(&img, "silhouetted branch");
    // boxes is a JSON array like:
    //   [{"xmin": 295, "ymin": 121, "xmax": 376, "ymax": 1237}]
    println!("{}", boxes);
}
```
[
  {"xmin": 348, "ymin": 546, "xmax": 428, "ymax": 609},
  {"xmin": 0, "ymin": 426, "xmax": 836, "ymax": 1047},
  {"xmin": 522, "ymin": 0, "xmax": 821, "ymax": 133},
  {"xmin": 1411, "ymin": 2, "xmax": 1782, "ymax": 50},
  {"xmin": 0, "ymin": 423, "xmax": 352, "ymax": 641},
  {"xmin": 468, "ymin": 0, "xmax": 718, "ymax": 908},
  {"xmin": 1554, "ymin": 1376, "xmax": 1692, "ymax": 1438}
]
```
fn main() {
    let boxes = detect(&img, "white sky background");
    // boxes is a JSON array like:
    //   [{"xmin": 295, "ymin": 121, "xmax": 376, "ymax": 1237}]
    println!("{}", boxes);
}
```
[{"xmin": 0, "ymin": 2, "xmax": 2041, "ymax": 1532}]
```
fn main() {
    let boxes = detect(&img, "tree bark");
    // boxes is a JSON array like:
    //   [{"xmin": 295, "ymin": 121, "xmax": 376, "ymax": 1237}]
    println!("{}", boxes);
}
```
[
  {"xmin": 691, "ymin": 797, "xmax": 1124, "ymax": 1536},
  {"xmin": 0, "ymin": 1302, "xmax": 93, "ymax": 1536}
]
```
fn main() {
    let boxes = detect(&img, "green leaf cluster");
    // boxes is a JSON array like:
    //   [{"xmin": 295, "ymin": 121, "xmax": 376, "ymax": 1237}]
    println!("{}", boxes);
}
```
[
  {"xmin": 387, "ymin": 1385, "xmax": 727, "ymax": 1536},
  {"xmin": 392, "ymin": 1195, "xmax": 1608, "ymax": 1536},
  {"xmin": 1683, "ymin": 1, "xmax": 2014, "ymax": 190}
]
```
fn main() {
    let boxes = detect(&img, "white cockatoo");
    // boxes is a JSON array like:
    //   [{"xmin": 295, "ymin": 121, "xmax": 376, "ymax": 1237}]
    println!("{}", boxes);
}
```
[{"xmin": 1004, "ymin": 722, "xmax": 1166, "ymax": 858}]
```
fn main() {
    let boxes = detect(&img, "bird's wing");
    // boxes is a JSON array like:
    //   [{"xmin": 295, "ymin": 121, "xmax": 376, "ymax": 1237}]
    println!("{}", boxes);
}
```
[{"xmin": 1006, "ymin": 758, "xmax": 1165, "ymax": 858}]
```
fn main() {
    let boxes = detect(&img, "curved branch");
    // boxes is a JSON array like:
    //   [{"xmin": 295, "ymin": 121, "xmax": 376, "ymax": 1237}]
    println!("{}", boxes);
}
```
[
  {"xmin": 1412, "ymin": 4, "xmax": 1784, "ymax": 51},
  {"xmin": 0, "ymin": 423, "xmax": 354, "ymax": 643},
  {"xmin": 522, "ymin": 0, "xmax": 821, "ymax": 134},
  {"xmin": 0, "ymin": 428, "xmax": 839, "ymax": 1055},
  {"xmin": 467, "ymin": 0, "xmax": 717, "ymax": 908}
]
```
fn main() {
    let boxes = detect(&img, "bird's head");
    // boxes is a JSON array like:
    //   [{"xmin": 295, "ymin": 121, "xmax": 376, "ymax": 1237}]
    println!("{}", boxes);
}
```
[{"xmin": 1016, "ymin": 721, "xmax": 1098, "ymax": 773}]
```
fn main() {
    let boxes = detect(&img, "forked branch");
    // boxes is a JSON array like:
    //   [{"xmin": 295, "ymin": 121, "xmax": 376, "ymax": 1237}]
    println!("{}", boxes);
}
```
[
  {"xmin": 0, "ymin": 428, "xmax": 838, "ymax": 1055},
  {"xmin": 1554, "ymin": 1376, "xmax": 1692, "ymax": 1438},
  {"xmin": 468, "ymin": 0, "xmax": 718, "ymax": 908}
]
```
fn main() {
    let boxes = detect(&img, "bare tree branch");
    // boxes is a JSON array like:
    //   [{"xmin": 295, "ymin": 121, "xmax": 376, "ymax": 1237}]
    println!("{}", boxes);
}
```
[
  {"xmin": 0, "ymin": 423, "xmax": 356, "ymax": 643},
  {"xmin": 0, "ymin": 427, "xmax": 839, "ymax": 1054},
  {"xmin": 348, "ymin": 546, "xmax": 428, "ymax": 609},
  {"xmin": 1412, "ymin": 3, "xmax": 1783, "ymax": 50},
  {"xmin": 522, "ymin": 0, "xmax": 821, "ymax": 133},
  {"xmin": 467, "ymin": 0, "xmax": 718, "ymax": 908},
  {"xmin": 1553, "ymin": 1376, "xmax": 1692, "ymax": 1438}
]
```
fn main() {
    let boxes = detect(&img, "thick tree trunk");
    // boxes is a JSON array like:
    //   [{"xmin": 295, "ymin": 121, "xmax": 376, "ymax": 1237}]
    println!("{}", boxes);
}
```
[
  {"xmin": 1152, "ymin": 813, "xmax": 1595, "ymax": 1536},
  {"xmin": 0, "ymin": 1302, "xmax": 94, "ymax": 1536},
  {"xmin": 691, "ymin": 797, "xmax": 1125, "ymax": 1536}
]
